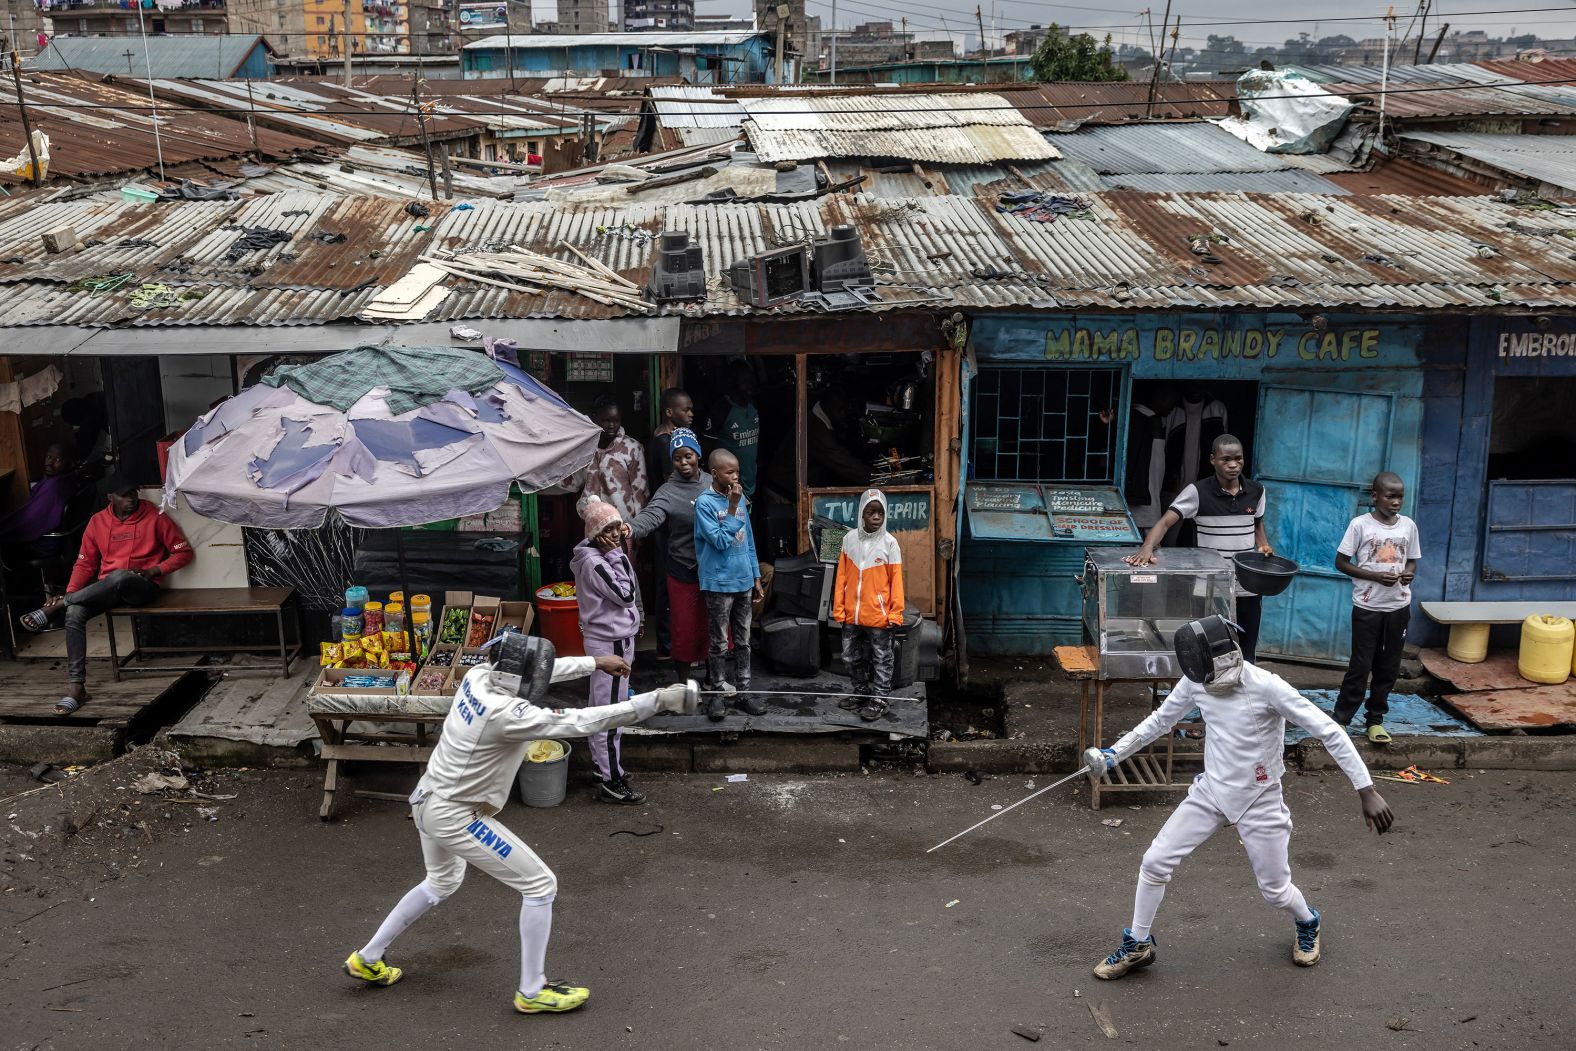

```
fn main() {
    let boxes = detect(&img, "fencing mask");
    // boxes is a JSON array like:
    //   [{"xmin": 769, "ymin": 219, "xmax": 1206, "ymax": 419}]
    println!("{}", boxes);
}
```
[
  {"xmin": 489, "ymin": 632, "xmax": 556, "ymax": 701},
  {"xmin": 1173, "ymin": 615, "xmax": 1244, "ymax": 691}
]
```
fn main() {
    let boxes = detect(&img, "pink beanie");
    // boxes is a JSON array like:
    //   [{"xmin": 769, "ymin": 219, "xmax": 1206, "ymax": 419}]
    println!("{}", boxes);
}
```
[{"xmin": 582, "ymin": 497, "xmax": 623, "ymax": 540}]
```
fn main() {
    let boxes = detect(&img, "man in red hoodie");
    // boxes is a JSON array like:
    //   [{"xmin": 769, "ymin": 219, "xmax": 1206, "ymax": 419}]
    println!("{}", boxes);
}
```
[{"xmin": 22, "ymin": 476, "xmax": 193, "ymax": 713}]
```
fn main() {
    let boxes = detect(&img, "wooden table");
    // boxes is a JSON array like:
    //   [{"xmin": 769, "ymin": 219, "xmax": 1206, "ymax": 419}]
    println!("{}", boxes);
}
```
[
  {"xmin": 310, "ymin": 708, "xmax": 444, "ymax": 821},
  {"xmin": 107, "ymin": 586, "xmax": 300, "ymax": 680},
  {"xmin": 1055, "ymin": 644, "xmax": 1198, "ymax": 810}
]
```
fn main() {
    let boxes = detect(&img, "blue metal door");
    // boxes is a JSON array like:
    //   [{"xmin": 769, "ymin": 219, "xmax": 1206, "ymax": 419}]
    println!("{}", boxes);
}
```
[{"xmin": 1254, "ymin": 385, "xmax": 1398, "ymax": 663}]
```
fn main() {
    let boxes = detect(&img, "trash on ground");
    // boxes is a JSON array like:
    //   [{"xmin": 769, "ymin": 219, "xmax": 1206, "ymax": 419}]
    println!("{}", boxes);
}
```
[
  {"xmin": 726, "ymin": 774, "xmax": 749, "ymax": 783},
  {"xmin": 944, "ymin": 899, "xmax": 960, "ymax": 908},
  {"xmin": 132, "ymin": 772, "xmax": 190, "ymax": 795},
  {"xmin": 29, "ymin": 764, "xmax": 67, "ymax": 785},
  {"xmin": 1011, "ymin": 1023, "xmax": 1044, "ymax": 1041},
  {"xmin": 964, "ymin": 769, "xmax": 983, "ymax": 785},
  {"xmin": 1101, "ymin": 818, "xmax": 1124, "ymax": 828},
  {"xmin": 1088, "ymin": 1000, "xmax": 1119, "ymax": 1039}
]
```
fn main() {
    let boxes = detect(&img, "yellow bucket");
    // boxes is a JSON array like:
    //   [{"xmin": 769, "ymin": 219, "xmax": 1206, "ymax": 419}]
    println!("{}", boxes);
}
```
[
  {"xmin": 1447, "ymin": 622, "xmax": 1490, "ymax": 664},
  {"xmin": 1519, "ymin": 615, "xmax": 1574, "ymax": 685}
]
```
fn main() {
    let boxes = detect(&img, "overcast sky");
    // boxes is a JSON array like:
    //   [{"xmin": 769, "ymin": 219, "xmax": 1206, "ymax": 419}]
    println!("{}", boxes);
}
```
[{"xmin": 528, "ymin": 0, "xmax": 1576, "ymax": 54}]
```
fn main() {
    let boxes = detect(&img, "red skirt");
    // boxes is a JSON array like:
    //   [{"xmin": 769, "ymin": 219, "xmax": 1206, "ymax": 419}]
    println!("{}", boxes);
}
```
[{"xmin": 666, "ymin": 575, "xmax": 708, "ymax": 664}]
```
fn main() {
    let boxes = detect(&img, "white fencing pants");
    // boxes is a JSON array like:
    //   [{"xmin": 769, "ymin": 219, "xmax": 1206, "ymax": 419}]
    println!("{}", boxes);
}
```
[
  {"xmin": 413, "ymin": 790, "xmax": 558, "ymax": 900},
  {"xmin": 1130, "ymin": 777, "xmax": 1310, "ymax": 940}
]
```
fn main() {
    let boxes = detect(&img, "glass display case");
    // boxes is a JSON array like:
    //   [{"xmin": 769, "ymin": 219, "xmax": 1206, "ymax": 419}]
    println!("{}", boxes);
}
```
[{"xmin": 1081, "ymin": 548, "xmax": 1236, "ymax": 680}]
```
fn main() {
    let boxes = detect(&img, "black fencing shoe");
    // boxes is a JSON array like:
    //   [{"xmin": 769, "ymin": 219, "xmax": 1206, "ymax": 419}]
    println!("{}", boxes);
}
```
[
  {"xmin": 596, "ymin": 779, "xmax": 645, "ymax": 805},
  {"xmin": 738, "ymin": 694, "xmax": 767, "ymax": 716}
]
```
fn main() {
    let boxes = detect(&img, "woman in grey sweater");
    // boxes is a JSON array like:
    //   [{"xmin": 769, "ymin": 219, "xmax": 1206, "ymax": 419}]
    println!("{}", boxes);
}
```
[{"xmin": 625, "ymin": 429, "xmax": 712, "ymax": 680}]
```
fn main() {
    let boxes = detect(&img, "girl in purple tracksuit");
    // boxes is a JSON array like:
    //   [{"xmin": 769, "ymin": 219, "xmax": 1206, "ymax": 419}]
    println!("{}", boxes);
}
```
[{"xmin": 571, "ymin": 498, "xmax": 647, "ymax": 805}]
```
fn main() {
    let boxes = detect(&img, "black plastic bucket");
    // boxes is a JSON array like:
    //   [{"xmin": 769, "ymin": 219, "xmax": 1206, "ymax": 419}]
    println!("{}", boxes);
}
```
[{"xmin": 1232, "ymin": 551, "xmax": 1300, "ymax": 597}]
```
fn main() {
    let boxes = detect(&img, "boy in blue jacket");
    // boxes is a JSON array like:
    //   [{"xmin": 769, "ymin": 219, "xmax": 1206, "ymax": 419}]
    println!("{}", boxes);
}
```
[{"xmin": 693, "ymin": 449, "xmax": 765, "ymax": 721}]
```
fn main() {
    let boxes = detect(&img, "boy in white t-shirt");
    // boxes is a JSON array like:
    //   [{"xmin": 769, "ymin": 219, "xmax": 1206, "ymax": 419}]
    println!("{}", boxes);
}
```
[{"xmin": 1333, "ymin": 472, "xmax": 1422, "ymax": 744}]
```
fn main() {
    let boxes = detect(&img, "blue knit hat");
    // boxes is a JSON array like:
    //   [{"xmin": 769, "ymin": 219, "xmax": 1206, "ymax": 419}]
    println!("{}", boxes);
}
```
[{"xmin": 669, "ymin": 428, "xmax": 702, "ymax": 460}]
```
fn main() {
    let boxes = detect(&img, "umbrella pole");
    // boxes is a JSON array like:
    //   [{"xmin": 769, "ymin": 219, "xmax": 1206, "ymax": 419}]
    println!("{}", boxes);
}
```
[{"xmin": 394, "ymin": 527, "xmax": 413, "ymax": 628}]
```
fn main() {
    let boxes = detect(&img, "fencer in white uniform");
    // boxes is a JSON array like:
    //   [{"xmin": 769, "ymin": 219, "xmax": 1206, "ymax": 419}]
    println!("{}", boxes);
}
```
[
  {"xmin": 343, "ymin": 634, "xmax": 697, "ymax": 1014},
  {"xmin": 1091, "ymin": 615, "xmax": 1394, "ymax": 979}
]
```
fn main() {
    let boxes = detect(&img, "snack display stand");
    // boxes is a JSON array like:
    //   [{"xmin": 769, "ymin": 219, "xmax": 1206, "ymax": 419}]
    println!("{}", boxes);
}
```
[{"xmin": 307, "ymin": 590, "xmax": 534, "ymax": 820}]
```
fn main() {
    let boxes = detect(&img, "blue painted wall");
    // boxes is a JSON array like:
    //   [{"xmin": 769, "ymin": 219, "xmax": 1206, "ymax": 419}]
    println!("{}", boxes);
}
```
[
  {"xmin": 1422, "ymin": 316, "xmax": 1576, "ymax": 645},
  {"xmin": 238, "ymin": 46, "xmax": 271, "ymax": 79},
  {"xmin": 963, "ymin": 312, "xmax": 1430, "ymax": 661},
  {"xmin": 463, "ymin": 36, "xmax": 774, "ymax": 82}
]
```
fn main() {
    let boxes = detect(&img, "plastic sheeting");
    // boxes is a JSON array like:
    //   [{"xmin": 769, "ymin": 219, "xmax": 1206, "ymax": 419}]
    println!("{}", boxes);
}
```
[{"xmin": 1215, "ymin": 70, "xmax": 1355, "ymax": 155}]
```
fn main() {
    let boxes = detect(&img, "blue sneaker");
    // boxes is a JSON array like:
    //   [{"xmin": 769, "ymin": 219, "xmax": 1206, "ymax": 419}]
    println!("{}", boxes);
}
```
[
  {"xmin": 1093, "ymin": 928, "xmax": 1157, "ymax": 980},
  {"xmin": 1294, "ymin": 908, "xmax": 1321, "ymax": 967}
]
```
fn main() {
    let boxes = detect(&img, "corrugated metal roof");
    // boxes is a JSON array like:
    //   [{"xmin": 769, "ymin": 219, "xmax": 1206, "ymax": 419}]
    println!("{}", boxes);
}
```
[
  {"xmin": 26, "ymin": 35, "xmax": 272, "ymax": 80},
  {"xmin": 739, "ymin": 93, "xmax": 1060, "ymax": 164},
  {"xmin": 1323, "ymin": 155, "xmax": 1486, "ymax": 197},
  {"xmin": 1473, "ymin": 59, "xmax": 1576, "ymax": 85},
  {"xmin": 1048, "ymin": 123, "xmax": 1291, "ymax": 174},
  {"xmin": 0, "ymin": 72, "xmax": 325, "ymax": 182},
  {"xmin": 997, "ymin": 81, "xmax": 1237, "ymax": 126},
  {"xmin": 1286, "ymin": 62, "xmax": 1513, "ymax": 85},
  {"xmin": 1399, "ymin": 131, "xmax": 1576, "ymax": 193},
  {"xmin": 1328, "ymin": 81, "xmax": 1576, "ymax": 120},
  {"xmin": 649, "ymin": 86, "xmax": 747, "ymax": 129},
  {"xmin": 1100, "ymin": 170, "xmax": 1350, "ymax": 194},
  {"xmin": 464, "ymin": 31, "xmax": 761, "ymax": 50},
  {"xmin": 3, "ymin": 190, "xmax": 1575, "ymax": 330}
]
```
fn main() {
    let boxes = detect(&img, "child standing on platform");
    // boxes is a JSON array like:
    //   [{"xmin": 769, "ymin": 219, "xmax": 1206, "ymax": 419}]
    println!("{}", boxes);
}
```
[
  {"xmin": 693, "ymin": 449, "xmax": 764, "ymax": 721},
  {"xmin": 571, "ymin": 498, "xmax": 646, "ymax": 805},
  {"xmin": 1333, "ymin": 471, "xmax": 1421, "ymax": 745},
  {"xmin": 832, "ymin": 489, "xmax": 906, "ymax": 722}
]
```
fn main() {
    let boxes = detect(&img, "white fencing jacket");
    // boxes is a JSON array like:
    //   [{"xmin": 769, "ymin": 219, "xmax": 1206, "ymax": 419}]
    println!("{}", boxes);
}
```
[
  {"xmin": 419, "ymin": 659, "xmax": 660, "ymax": 813},
  {"xmin": 1113, "ymin": 663, "xmax": 1373, "ymax": 823}
]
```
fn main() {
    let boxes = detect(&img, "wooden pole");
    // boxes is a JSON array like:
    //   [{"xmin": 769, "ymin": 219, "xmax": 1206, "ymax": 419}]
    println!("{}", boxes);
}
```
[
  {"xmin": 343, "ymin": 0, "xmax": 354, "ymax": 87},
  {"xmin": 1144, "ymin": 0, "xmax": 1171, "ymax": 117},
  {"xmin": 412, "ymin": 79, "xmax": 439, "ymax": 202},
  {"xmin": 5, "ymin": 42, "xmax": 41, "ymax": 186},
  {"xmin": 1425, "ymin": 22, "xmax": 1449, "ymax": 64}
]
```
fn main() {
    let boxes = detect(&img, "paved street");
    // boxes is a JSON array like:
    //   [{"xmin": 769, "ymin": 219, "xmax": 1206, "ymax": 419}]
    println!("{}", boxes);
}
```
[{"xmin": 4, "ymin": 761, "xmax": 1573, "ymax": 1050}]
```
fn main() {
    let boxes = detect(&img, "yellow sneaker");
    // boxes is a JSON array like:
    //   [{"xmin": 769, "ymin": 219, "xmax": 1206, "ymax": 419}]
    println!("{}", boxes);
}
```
[
  {"xmin": 514, "ymin": 980, "xmax": 590, "ymax": 1014},
  {"xmin": 344, "ymin": 951, "xmax": 403, "ymax": 987}
]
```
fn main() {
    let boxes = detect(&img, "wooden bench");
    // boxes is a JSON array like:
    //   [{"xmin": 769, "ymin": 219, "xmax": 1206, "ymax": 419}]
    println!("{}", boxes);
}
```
[
  {"xmin": 107, "ymin": 586, "xmax": 301, "ymax": 681},
  {"xmin": 1422, "ymin": 601, "xmax": 1576, "ymax": 664}
]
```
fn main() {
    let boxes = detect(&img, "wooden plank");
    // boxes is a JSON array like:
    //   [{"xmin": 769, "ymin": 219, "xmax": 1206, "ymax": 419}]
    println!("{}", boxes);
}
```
[
  {"xmin": 168, "ymin": 668, "xmax": 318, "ymax": 749},
  {"xmin": 1419, "ymin": 648, "xmax": 1528, "ymax": 692},
  {"xmin": 1445, "ymin": 684, "xmax": 1576, "ymax": 732},
  {"xmin": 319, "ymin": 743, "xmax": 435, "ymax": 762},
  {"xmin": 1055, "ymin": 645, "xmax": 1100, "ymax": 680},
  {"xmin": 1422, "ymin": 601, "xmax": 1576, "ymax": 624},
  {"xmin": 112, "ymin": 586, "xmax": 294, "ymax": 615}
]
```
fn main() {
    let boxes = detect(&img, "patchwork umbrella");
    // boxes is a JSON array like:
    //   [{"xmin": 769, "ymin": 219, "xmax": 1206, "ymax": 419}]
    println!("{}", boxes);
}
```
[{"xmin": 165, "ymin": 345, "xmax": 601, "ymax": 529}]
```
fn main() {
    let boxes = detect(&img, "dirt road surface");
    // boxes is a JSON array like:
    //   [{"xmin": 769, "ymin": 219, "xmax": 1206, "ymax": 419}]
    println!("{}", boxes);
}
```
[{"xmin": 3, "ymin": 754, "xmax": 1571, "ymax": 1050}]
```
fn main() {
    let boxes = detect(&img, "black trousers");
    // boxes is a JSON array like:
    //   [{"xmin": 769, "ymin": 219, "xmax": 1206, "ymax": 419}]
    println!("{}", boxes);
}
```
[
  {"xmin": 1236, "ymin": 594, "xmax": 1262, "ymax": 663},
  {"xmin": 1334, "ymin": 605, "xmax": 1410, "ymax": 727}
]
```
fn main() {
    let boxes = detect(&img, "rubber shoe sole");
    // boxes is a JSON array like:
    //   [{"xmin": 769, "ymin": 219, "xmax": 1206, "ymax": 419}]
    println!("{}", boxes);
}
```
[
  {"xmin": 344, "ymin": 952, "xmax": 403, "ymax": 987},
  {"xmin": 1093, "ymin": 942, "xmax": 1156, "ymax": 980},
  {"xmin": 514, "ymin": 984, "xmax": 589, "ymax": 1014}
]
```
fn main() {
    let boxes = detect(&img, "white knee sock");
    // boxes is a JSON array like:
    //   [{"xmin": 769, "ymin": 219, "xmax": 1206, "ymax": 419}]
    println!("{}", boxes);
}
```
[
  {"xmin": 1131, "ymin": 873, "xmax": 1167, "ymax": 941},
  {"xmin": 1284, "ymin": 887, "xmax": 1315, "ymax": 923},
  {"xmin": 360, "ymin": 880, "xmax": 443, "ymax": 963},
  {"xmin": 518, "ymin": 894, "xmax": 555, "ymax": 998}
]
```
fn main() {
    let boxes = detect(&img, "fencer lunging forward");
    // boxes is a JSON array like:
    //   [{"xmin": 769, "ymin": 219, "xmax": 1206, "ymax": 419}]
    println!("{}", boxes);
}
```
[
  {"xmin": 1091, "ymin": 616, "xmax": 1394, "ymax": 980},
  {"xmin": 344, "ymin": 634, "xmax": 696, "ymax": 1014}
]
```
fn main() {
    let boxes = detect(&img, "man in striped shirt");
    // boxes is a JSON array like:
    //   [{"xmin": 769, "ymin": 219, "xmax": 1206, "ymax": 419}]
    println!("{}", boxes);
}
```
[{"xmin": 1126, "ymin": 435, "xmax": 1275, "ymax": 661}]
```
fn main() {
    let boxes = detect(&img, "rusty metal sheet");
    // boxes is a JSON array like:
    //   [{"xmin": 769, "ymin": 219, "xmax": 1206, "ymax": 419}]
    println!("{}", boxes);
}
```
[
  {"xmin": 998, "ymin": 81, "xmax": 1236, "ymax": 127},
  {"xmin": 1419, "ymin": 648, "xmax": 1529, "ymax": 692},
  {"xmin": 1444, "ymin": 684, "xmax": 1576, "ymax": 731}
]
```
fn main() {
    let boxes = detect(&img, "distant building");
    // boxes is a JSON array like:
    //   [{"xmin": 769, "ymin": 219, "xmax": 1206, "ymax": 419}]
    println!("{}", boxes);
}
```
[
  {"xmin": 463, "ymin": 30, "xmax": 777, "ymax": 82},
  {"xmin": 694, "ymin": 12, "xmax": 754, "ymax": 31},
  {"xmin": 225, "ymin": 0, "xmax": 452, "ymax": 57},
  {"xmin": 555, "ymin": 0, "xmax": 608, "ymax": 34},
  {"xmin": 623, "ymin": 0, "xmax": 693, "ymax": 32},
  {"xmin": 753, "ymin": 0, "xmax": 807, "ymax": 68},
  {"xmin": 25, "ymin": 31, "xmax": 274, "ymax": 76},
  {"xmin": 1004, "ymin": 25, "xmax": 1050, "ymax": 56},
  {"xmin": 39, "ymin": 0, "xmax": 234, "ymax": 38}
]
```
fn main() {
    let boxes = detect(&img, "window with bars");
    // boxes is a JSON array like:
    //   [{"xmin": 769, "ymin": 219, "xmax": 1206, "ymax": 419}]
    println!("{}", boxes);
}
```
[{"xmin": 970, "ymin": 366, "xmax": 1121, "ymax": 483}]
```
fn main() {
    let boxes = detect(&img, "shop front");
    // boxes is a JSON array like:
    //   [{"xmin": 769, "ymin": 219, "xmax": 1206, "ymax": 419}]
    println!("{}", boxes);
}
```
[
  {"xmin": 1419, "ymin": 315, "xmax": 1576, "ymax": 645},
  {"xmin": 960, "ymin": 312, "xmax": 1431, "ymax": 663}
]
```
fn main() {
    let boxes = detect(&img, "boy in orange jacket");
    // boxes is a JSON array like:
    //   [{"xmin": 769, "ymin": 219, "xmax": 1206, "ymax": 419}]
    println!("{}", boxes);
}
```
[{"xmin": 832, "ymin": 489, "xmax": 905, "ymax": 722}]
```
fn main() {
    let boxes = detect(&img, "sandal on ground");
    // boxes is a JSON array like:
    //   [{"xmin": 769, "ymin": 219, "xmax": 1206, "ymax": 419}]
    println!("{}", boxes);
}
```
[
  {"xmin": 54, "ymin": 696, "xmax": 82, "ymax": 715},
  {"xmin": 1366, "ymin": 724, "xmax": 1392, "ymax": 744},
  {"xmin": 858, "ymin": 698, "xmax": 890, "ymax": 722},
  {"xmin": 20, "ymin": 609, "xmax": 52, "ymax": 633}
]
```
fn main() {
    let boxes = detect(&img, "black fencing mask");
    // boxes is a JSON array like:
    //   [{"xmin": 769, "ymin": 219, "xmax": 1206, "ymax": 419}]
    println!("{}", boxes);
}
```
[
  {"xmin": 489, "ymin": 632, "xmax": 556, "ymax": 701},
  {"xmin": 1173, "ymin": 615, "xmax": 1244, "ymax": 689}
]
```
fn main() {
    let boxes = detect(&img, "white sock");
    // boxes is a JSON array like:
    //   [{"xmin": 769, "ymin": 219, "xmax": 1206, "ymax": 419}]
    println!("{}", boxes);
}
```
[
  {"xmin": 1131, "ymin": 873, "xmax": 1167, "ymax": 942},
  {"xmin": 360, "ymin": 880, "xmax": 443, "ymax": 963},
  {"xmin": 518, "ymin": 894, "xmax": 555, "ymax": 998},
  {"xmin": 1286, "ymin": 888, "xmax": 1315, "ymax": 923}
]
